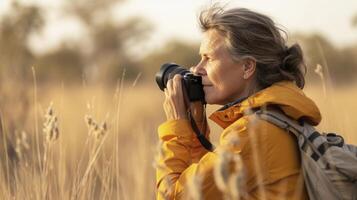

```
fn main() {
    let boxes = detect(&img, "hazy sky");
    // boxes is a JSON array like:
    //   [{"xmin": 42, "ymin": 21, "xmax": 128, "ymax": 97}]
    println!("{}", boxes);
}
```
[
  {"xmin": 1, "ymin": 0, "xmax": 357, "ymax": 53},
  {"xmin": 118, "ymin": 0, "xmax": 357, "ymax": 48}
]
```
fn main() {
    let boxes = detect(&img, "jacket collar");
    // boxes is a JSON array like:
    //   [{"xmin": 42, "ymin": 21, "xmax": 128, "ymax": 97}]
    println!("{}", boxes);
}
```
[
  {"xmin": 209, "ymin": 81, "xmax": 322, "ymax": 129},
  {"xmin": 208, "ymin": 96, "xmax": 252, "ymax": 129}
]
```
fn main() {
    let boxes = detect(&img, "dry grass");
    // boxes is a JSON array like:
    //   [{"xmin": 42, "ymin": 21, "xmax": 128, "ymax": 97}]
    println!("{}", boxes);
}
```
[
  {"xmin": 0, "ymin": 76, "xmax": 356, "ymax": 199},
  {"xmin": 0, "ymin": 80, "xmax": 163, "ymax": 199}
]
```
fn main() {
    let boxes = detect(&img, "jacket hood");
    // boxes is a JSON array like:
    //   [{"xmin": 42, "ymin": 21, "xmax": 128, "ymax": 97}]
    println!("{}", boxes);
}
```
[{"xmin": 209, "ymin": 81, "xmax": 322, "ymax": 129}]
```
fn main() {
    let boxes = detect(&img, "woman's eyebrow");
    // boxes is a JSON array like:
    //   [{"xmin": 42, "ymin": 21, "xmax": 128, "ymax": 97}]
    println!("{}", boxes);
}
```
[{"xmin": 199, "ymin": 51, "xmax": 214, "ymax": 58}]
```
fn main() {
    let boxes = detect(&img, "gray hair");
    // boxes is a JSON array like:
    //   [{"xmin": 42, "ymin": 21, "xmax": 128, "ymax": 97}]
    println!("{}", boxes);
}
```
[{"xmin": 199, "ymin": 5, "xmax": 306, "ymax": 89}]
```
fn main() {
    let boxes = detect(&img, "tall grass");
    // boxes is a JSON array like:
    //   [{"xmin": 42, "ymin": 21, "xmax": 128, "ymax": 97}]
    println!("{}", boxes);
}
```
[{"xmin": 0, "ymin": 76, "xmax": 162, "ymax": 199}]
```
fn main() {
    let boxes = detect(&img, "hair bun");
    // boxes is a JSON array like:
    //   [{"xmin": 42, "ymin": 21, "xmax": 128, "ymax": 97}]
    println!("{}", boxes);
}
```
[{"xmin": 280, "ymin": 43, "xmax": 306, "ymax": 88}]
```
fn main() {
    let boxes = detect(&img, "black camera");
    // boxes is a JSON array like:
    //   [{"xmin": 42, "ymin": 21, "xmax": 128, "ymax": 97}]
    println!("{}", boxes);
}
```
[{"xmin": 155, "ymin": 63, "xmax": 205, "ymax": 103}]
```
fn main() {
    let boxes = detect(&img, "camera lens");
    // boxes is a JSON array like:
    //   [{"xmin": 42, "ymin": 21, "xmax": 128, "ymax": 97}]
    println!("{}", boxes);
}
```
[
  {"xmin": 156, "ymin": 63, "xmax": 205, "ymax": 103},
  {"xmin": 155, "ymin": 63, "xmax": 189, "ymax": 91}
]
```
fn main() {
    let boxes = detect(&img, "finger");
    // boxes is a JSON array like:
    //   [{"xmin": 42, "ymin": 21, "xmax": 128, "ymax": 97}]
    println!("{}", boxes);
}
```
[
  {"xmin": 167, "ymin": 78, "xmax": 174, "ymax": 92},
  {"xmin": 163, "ymin": 101, "xmax": 172, "ymax": 120},
  {"xmin": 164, "ymin": 88, "xmax": 168, "ymax": 98},
  {"xmin": 173, "ymin": 74, "xmax": 182, "ymax": 81},
  {"xmin": 172, "ymin": 74, "xmax": 182, "ymax": 95},
  {"xmin": 163, "ymin": 89, "xmax": 173, "ymax": 120},
  {"xmin": 164, "ymin": 89, "xmax": 171, "ymax": 109}
]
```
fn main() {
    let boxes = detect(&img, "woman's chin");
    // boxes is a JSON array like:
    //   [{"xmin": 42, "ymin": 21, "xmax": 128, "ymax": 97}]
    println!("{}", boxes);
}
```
[
  {"xmin": 204, "ymin": 95, "xmax": 218, "ymax": 105},
  {"xmin": 203, "ymin": 89, "xmax": 217, "ymax": 104},
  {"xmin": 204, "ymin": 93, "xmax": 228, "ymax": 105}
]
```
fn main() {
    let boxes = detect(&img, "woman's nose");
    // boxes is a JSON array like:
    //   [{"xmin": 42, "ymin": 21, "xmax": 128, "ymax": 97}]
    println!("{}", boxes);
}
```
[{"xmin": 191, "ymin": 63, "xmax": 206, "ymax": 76}]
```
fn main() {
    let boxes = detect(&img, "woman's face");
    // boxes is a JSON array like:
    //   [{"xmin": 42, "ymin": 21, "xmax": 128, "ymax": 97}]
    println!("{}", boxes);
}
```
[{"xmin": 193, "ymin": 29, "xmax": 248, "ymax": 105}]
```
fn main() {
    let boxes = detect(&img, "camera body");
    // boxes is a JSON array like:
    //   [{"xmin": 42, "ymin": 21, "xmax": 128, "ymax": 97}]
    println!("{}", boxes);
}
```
[
  {"xmin": 155, "ymin": 63, "xmax": 205, "ymax": 103},
  {"xmin": 182, "ymin": 73, "xmax": 205, "ymax": 102}
]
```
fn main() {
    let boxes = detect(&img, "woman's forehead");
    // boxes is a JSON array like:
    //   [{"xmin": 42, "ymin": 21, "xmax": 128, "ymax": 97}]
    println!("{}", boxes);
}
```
[{"xmin": 200, "ymin": 30, "xmax": 226, "ymax": 55}]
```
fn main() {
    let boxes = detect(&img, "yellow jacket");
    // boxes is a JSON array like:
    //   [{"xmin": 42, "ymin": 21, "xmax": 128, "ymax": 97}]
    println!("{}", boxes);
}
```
[{"xmin": 156, "ymin": 81, "xmax": 321, "ymax": 200}]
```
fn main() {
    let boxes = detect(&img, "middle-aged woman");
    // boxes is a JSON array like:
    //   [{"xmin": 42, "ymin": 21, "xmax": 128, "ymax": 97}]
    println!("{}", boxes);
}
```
[{"xmin": 156, "ymin": 5, "xmax": 321, "ymax": 200}]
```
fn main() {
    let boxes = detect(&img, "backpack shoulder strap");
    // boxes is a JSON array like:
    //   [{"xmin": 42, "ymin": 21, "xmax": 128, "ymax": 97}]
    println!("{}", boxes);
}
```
[
  {"xmin": 256, "ymin": 107, "xmax": 357, "ymax": 181},
  {"xmin": 255, "ymin": 108, "xmax": 305, "ymax": 138}
]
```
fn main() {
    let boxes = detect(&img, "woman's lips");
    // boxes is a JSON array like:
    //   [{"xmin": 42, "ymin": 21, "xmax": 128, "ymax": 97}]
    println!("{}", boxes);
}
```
[
  {"xmin": 203, "ymin": 85, "xmax": 213, "ymax": 91},
  {"xmin": 202, "ymin": 82, "xmax": 213, "ymax": 86}
]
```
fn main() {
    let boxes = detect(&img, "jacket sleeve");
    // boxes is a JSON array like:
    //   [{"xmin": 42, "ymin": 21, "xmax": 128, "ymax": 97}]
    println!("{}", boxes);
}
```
[
  {"xmin": 156, "ymin": 119, "xmax": 218, "ymax": 199},
  {"xmin": 156, "ymin": 117, "xmax": 250, "ymax": 199}
]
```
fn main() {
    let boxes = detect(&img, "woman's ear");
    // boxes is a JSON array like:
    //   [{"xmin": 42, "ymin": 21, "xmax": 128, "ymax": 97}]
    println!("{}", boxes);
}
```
[{"xmin": 242, "ymin": 58, "xmax": 256, "ymax": 79}]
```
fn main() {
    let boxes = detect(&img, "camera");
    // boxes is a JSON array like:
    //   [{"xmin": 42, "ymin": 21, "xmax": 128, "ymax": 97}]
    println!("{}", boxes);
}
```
[{"xmin": 155, "ymin": 63, "xmax": 205, "ymax": 103}]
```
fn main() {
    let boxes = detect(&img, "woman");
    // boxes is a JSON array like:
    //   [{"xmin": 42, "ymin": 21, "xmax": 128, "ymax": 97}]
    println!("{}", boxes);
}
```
[{"xmin": 156, "ymin": 5, "xmax": 321, "ymax": 200}]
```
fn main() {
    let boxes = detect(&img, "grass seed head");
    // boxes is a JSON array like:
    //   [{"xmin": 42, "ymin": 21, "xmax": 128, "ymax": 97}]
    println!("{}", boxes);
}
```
[
  {"xmin": 84, "ymin": 115, "xmax": 107, "ymax": 139},
  {"xmin": 43, "ymin": 103, "xmax": 59, "ymax": 142},
  {"xmin": 214, "ymin": 134, "xmax": 244, "ymax": 199},
  {"xmin": 15, "ymin": 131, "xmax": 29, "ymax": 159}
]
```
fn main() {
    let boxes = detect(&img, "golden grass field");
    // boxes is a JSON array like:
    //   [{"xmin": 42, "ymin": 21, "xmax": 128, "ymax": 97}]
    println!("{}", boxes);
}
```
[{"xmin": 0, "ymin": 78, "xmax": 356, "ymax": 199}]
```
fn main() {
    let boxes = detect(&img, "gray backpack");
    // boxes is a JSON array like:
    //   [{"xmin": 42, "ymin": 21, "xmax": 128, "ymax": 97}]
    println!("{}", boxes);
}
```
[{"xmin": 256, "ymin": 108, "xmax": 357, "ymax": 200}]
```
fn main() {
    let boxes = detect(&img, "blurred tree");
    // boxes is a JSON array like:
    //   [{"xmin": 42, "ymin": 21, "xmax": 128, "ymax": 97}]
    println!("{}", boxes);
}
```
[
  {"xmin": 0, "ymin": 0, "xmax": 152, "ymax": 84},
  {"xmin": 0, "ymin": 1, "xmax": 44, "ymax": 77},
  {"xmin": 36, "ymin": 44, "xmax": 84, "ymax": 82},
  {"xmin": 139, "ymin": 39, "xmax": 200, "ymax": 81},
  {"xmin": 0, "ymin": 1, "xmax": 85, "ymax": 84},
  {"xmin": 63, "ymin": 0, "xmax": 152, "ymax": 84}
]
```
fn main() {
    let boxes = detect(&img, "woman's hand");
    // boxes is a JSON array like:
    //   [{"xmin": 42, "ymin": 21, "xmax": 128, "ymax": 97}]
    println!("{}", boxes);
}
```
[
  {"xmin": 163, "ymin": 73, "xmax": 208, "ymax": 135},
  {"xmin": 163, "ymin": 74, "xmax": 187, "ymax": 120}
]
